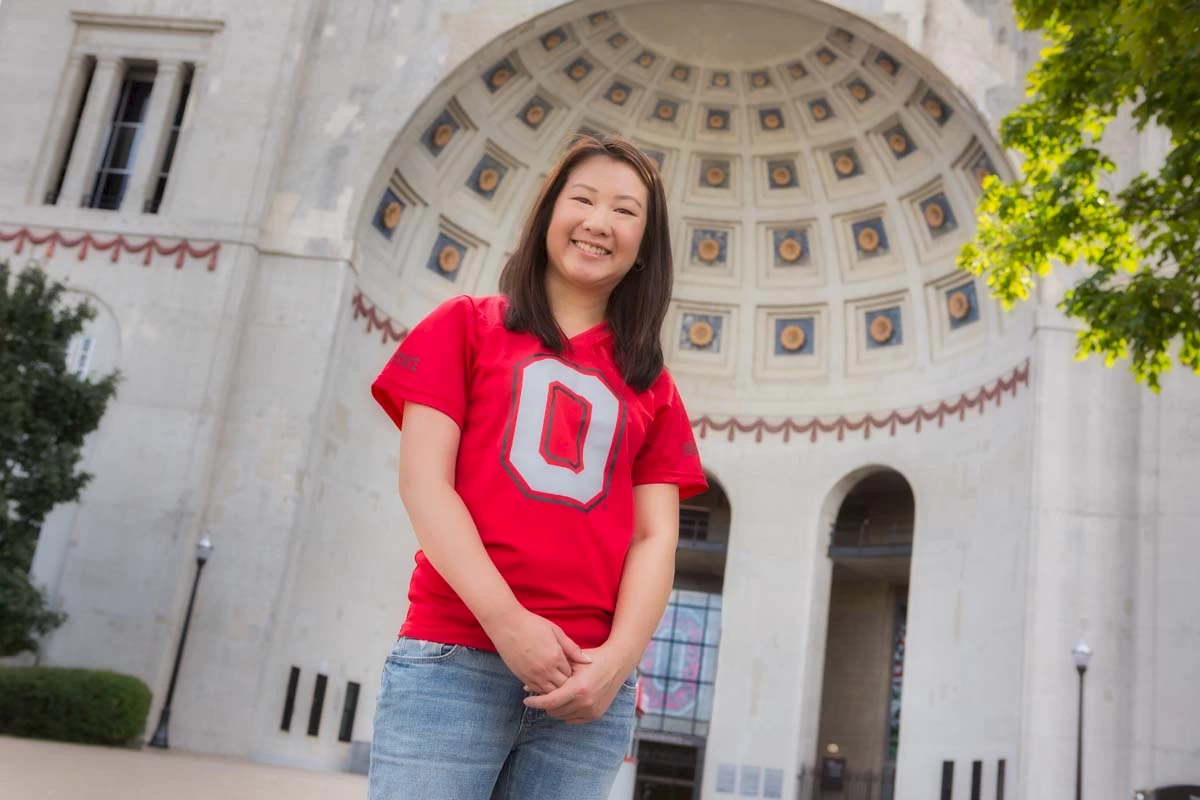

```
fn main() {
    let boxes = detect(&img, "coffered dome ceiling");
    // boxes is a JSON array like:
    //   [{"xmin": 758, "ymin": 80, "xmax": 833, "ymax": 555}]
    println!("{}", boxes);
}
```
[{"xmin": 358, "ymin": 1, "xmax": 1024, "ymax": 413}]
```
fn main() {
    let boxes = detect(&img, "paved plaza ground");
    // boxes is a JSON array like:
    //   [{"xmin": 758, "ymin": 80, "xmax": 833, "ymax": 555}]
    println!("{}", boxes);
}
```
[{"xmin": 0, "ymin": 736, "xmax": 366, "ymax": 799}]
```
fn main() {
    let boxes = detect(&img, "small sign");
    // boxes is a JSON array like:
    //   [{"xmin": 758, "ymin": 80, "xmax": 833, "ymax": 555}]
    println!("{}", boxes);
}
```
[
  {"xmin": 716, "ymin": 763, "xmax": 738, "ymax": 793},
  {"xmin": 763, "ymin": 768, "xmax": 784, "ymax": 798},
  {"xmin": 739, "ymin": 765, "xmax": 761, "ymax": 797},
  {"xmin": 821, "ymin": 757, "xmax": 847, "ymax": 791}
]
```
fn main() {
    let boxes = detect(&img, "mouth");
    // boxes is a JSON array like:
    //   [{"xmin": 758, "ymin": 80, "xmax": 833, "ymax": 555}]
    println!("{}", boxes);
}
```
[{"xmin": 571, "ymin": 239, "xmax": 612, "ymax": 257}]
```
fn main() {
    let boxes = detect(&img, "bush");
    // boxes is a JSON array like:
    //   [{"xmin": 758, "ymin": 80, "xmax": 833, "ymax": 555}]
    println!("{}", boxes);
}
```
[{"xmin": 0, "ymin": 667, "xmax": 152, "ymax": 746}]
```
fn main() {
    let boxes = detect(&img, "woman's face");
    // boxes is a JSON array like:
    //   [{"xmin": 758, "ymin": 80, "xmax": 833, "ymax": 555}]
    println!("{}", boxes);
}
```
[{"xmin": 544, "ymin": 155, "xmax": 650, "ymax": 294}]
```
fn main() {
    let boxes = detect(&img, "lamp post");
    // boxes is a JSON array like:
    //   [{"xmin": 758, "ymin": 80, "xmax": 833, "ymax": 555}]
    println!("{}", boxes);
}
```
[
  {"xmin": 1072, "ymin": 639, "xmax": 1092, "ymax": 800},
  {"xmin": 148, "ymin": 536, "xmax": 213, "ymax": 749}
]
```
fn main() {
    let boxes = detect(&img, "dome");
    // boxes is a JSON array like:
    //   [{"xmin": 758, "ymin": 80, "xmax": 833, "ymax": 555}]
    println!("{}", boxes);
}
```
[{"xmin": 357, "ymin": 1, "xmax": 1031, "ymax": 417}]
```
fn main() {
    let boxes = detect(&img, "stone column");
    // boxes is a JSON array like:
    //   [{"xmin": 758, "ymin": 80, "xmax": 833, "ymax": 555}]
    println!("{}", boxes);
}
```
[
  {"xmin": 32, "ymin": 54, "xmax": 93, "ymax": 205},
  {"xmin": 124, "ymin": 60, "xmax": 185, "ymax": 214},
  {"xmin": 58, "ymin": 55, "xmax": 123, "ymax": 208}
]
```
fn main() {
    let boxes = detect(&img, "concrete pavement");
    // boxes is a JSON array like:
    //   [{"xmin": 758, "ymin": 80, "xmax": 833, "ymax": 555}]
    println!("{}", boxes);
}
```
[{"xmin": 0, "ymin": 736, "xmax": 366, "ymax": 799}]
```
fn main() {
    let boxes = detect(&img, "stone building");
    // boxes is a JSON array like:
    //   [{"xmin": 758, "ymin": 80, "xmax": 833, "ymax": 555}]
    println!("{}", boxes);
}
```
[{"xmin": 1, "ymin": 1, "xmax": 1196, "ymax": 798}]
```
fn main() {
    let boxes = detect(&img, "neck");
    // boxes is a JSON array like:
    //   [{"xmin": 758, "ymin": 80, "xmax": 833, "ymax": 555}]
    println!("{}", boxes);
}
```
[{"xmin": 545, "ymin": 270, "xmax": 609, "ymax": 338}]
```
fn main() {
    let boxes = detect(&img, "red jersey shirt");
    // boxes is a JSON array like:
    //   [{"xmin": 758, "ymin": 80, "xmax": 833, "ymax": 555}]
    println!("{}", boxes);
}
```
[{"xmin": 371, "ymin": 294, "xmax": 707, "ymax": 651}]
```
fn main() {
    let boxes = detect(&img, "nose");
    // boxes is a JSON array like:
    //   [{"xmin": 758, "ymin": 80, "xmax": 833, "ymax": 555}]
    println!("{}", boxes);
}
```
[{"xmin": 581, "ymin": 204, "xmax": 612, "ymax": 236}]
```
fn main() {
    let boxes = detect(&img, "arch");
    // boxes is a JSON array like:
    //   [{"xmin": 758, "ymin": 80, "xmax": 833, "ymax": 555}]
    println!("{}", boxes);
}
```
[
  {"xmin": 345, "ymin": 0, "xmax": 1027, "ymax": 420},
  {"xmin": 804, "ymin": 464, "xmax": 916, "ymax": 795}
]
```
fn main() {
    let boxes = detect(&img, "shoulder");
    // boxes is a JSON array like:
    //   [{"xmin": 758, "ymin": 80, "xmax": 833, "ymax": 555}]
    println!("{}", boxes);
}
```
[{"xmin": 420, "ymin": 294, "xmax": 508, "ymax": 333}]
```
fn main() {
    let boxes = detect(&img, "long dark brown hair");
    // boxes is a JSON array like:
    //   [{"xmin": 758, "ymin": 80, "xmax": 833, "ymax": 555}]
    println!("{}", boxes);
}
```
[{"xmin": 499, "ymin": 134, "xmax": 673, "ymax": 393}]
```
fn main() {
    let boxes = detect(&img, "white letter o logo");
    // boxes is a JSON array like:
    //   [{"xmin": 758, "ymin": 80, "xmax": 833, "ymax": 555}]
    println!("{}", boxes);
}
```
[{"xmin": 502, "ymin": 356, "xmax": 623, "ymax": 509}]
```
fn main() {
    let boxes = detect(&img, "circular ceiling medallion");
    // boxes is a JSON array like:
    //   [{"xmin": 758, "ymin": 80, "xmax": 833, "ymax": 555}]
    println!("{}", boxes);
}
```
[
  {"xmin": 638, "ymin": 54, "xmax": 654, "ymax": 67},
  {"xmin": 869, "ymin": 314, "xmax": 894, "ymax": 343},
  {"xmin": 657, "ymin": 104, "xmax": 676, "ymax": 121},
  {"xmin": 433, "ymin": 123, "xmax": 454, "ymax": 148},
  {"xmin": 705, "ymin": 166, "xmax": 727, "ymax": 186},
  {"xmin": 490, "ymin": 68, "xmax": 512, "ymax": 89},
  {"xmin": 570, "ymin": 63, "xmax": 588, "ymax": 80},
  {"xmin": 818, "ymin": 50, "xmax": 834, "ymax": 65},
  {"xmin": 696, "ymin": 237, "xmax": 721, "ymax": 263},
  {"xmin": 851, "ymin": 84, "xmax": 869, "ymax": 101},
  {"xmin": 789, "ymin": 63, "xmax": 807, "ymax": 79},
  {"xmin": 477, "ymin": 168, "xmax": 500, "ymax": 193},
  {"xmin": 857, "ymin": 226, "xmax": 881, "ymax": 252},
  {"xmin": 948, "ymin": 290, "xmax": 971, "ymax": 320},
  {"xmin": 879, "ymin": 57, "xmax": 897, "ymax": 74},
  {"xmin": 708, "ymin": 113, "xmax": 727, "ymax": 129},
  {"xmin": 673, "ymin": 66, "xmax": 689, "ymax": 81},
  {"xmin": 752, "ymin": 73, "xmax": 768, "ymax": 88},
  {"xmin": 610, "ymin": 87, "xmax": 628, "ymax": 104},
  {"xmin": 438, "ymin": 245, "xmax": 462, "ymax": 273},
  {"xmin": 778, "ymin": 237, "xmax": 803, "ymax": 262},
  {"xmin": 713, "ymin": 74, "xmax": 729, "ymax": 88},
  {"xmin": 381, "ymin": 201, "xmax": 402, "ymax": 230},
  {"xmin": 771, "ymin": 166, "xmax": 793, "ymax": 187},
  {"xmin": 811, "ymin": 103, "xmax": 829, "ymax": 121},
  {"xmin": 763, "ymin": 113, "xmax": 782, "ymax": 130},
  {"xmin": 975, "ymin": 165, "xmax": 993, "ymax": 187},
  {"xmin": 780, "ymin": 324, "xmax": 807, "ymax": 351},
  {"xmin": 544, "ymin": 33, "xmax": 563, "ymax": 50},
  {"xmin": 525, "ymin": 104, "xmax": 546, "ymax": 125},
  {"xmin": 611, "ymin": 34, "xmax": 627, "ymax": 48},
  {"xmin": 688, "ymin": 320, "xmax": 714, "ymax": 348},
  {"xmin": 834, "ymin": 154, "xmax": 857, "ymax": 176},
  {"xmin": 888, "ymin": 132, "xmax": 909, "ymax": 153},
  {"xmin": 924, "ymin": 97, "xmax": 945, "ymax": 120},
  {"xmin": 924, "ymin": 202, "xmax": 946, "ymax": 229}
]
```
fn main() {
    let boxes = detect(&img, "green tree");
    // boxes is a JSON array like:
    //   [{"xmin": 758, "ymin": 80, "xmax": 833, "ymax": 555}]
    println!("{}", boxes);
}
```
[
  {"xmin": 959, "ymin": 0, "xmax": 1200, "ymax": 389},
  {"xmin": 0, "ymin": 262, "xmax": 118, "ymax": 656}
]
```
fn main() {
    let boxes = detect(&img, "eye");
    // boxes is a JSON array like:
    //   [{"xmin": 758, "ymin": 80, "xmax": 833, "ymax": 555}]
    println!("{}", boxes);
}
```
[
  {"xmin": 616, "ymin": 207, "xmax": 638, "ymax": 216},
  {"xmin": 572, "ymin": 196, "xmax": 593, "ymax": 205}
]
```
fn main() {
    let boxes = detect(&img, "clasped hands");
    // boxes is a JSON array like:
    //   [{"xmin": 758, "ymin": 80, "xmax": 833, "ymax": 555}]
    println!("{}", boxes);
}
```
[{"xmin": 484, "ymin": 607, "xmax": 632, "ymax": 725}]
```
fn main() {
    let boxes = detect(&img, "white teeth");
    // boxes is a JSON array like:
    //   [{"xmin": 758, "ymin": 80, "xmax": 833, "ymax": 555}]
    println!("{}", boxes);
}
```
[{"xmin": 573, "ymin": 240, "xmax": 610, "ymax": 256}]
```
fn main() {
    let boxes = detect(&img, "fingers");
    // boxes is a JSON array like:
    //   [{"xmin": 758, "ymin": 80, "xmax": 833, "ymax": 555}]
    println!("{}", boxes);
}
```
[{"xmin": 553, "ymin": 626, "xmax": 593, "ymax": 665}]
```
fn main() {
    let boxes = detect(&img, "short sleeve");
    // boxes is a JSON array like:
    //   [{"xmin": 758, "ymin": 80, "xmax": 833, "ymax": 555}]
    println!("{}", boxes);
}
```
[
  {"xmin": 632, "ymin": 377, "xmax": 708, "ymax": 501},
  {"xmin": 370, "ymin": 295, "xmax": 477, "ymax": 430}
]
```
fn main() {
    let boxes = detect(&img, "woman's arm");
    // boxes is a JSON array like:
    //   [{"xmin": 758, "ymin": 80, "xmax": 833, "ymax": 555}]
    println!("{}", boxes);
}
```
[
  {"xmin": 524, "ymin": 482, "xmax": 679, "ymax": 722},
  {"xmin": 398, "ymin": 402, "xmax": 590, "ymax": 692}
]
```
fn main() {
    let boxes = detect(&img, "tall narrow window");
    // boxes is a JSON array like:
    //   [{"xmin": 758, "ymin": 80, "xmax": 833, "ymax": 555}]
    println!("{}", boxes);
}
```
[
  {"xmin": 940, "ymin": 761, "xmax": 954, "ymax": 800},
  {"xmin": 971, "ymin": 760, "xmax": 983, "ymax": 800},
  {"xmin": 338, "ymin": 681, "xmax": 360, "ymax": 743},
  {"xmin": 996, "ymin": 759, "xmax": 1006, "ymax": 800},
  {"xmin": 280, "ymin": 666, "xmax": 300, "ymax": 732},
  {"xmin": 87, "ymin": 66, "xmax": 155, "ymax": 210},
  {"xmin": 146, "ymin": 65, "xmax": 192, "ymax": 214},
  {"xmin": 46, "ymin": 57, "xmax": 97, "ymax": 206},
  {"xmin": 307, "ymin": 673, "xmax": 328, "ymax": 737}
]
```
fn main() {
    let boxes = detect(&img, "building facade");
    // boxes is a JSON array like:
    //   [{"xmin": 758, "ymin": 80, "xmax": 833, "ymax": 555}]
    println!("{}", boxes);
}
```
[{"xmin": 1, "ymin": 1, "xmax": 1197, "ymax": 798}]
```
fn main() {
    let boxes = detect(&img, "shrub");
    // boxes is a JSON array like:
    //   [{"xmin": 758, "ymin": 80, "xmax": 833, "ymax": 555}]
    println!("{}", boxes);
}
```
[{"xmin": 0, "ymin": 666, "xmax": 152, "ymax": 746}]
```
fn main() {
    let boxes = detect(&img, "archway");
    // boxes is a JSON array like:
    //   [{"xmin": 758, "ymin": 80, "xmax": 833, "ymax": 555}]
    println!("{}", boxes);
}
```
[
  {"xmin": 336, "ymin": 1, "xmax": 1018, "ymax": 794},
  {"xmin": 633, "ymin": 473, "xmax": 731, "ymax": 800},
  {"xmin": 809, "ymin": 468, "xmax": 914, "ymax": 799}
]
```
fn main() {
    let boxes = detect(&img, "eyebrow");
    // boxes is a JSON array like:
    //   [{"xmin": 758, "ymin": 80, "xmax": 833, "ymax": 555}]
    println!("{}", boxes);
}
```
[{"xmin": 568, "ymin": 182, "xmax": 644, "ymax": 209}]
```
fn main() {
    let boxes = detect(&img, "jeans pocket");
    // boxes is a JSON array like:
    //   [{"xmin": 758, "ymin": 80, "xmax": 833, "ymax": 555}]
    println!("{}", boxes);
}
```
[
  {"xmin": 619, "ymin": 670, "xmax": 639, "ymax": 693},
  {"xmin": 386, "ymin": 636, "xmax": 462, "ymax": 664}
]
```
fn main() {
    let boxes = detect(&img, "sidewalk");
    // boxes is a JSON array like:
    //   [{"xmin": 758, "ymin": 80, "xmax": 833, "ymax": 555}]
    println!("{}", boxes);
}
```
[{"xmin": 0, "ymin": 736, "xmax": 366, "ymax": 799}]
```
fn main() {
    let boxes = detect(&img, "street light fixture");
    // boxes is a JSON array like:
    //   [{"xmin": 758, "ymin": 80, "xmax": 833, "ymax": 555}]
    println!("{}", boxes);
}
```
[
  {"xmin": 1073, "ymin": 639, "xmax": 1092, "ymax": 800},
  {"xmin": 148, "ymin": 536, "xmax": 213, "ymax": 749}
]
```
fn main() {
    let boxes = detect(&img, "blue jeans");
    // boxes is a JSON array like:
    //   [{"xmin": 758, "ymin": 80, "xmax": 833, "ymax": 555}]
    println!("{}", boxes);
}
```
[{"xmin": 368, "ymin": 637, "xmax": 637, "ymax": 800}]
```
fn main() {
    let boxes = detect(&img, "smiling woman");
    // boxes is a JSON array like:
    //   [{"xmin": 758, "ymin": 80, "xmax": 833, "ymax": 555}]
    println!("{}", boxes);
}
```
[
  {"xmin": 366, "ymin": 133, "xmax": 707, "ymax": 800},
  {"xmin": 501, "ymin": 135, "xmax": 675, "ymax": 393}
]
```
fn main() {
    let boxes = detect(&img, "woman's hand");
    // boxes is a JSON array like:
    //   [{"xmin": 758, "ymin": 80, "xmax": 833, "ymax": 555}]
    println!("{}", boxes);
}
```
[
  {"xmin": 522, "ymin": 644, "xmax": 631, "ymax": 724},
  {"xmin": 484, "ymin": 607, "xmax": 592, "ymax": 695}
]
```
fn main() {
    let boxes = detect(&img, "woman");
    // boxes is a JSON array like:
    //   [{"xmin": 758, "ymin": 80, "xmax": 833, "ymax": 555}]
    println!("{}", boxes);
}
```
[{"xmin": 368, "ymin": 135, "xmax": 707, "ymax": 799}]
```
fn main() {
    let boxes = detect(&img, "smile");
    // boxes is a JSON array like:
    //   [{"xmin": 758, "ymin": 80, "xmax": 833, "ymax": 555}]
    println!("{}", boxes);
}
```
[{"xmin": 571, "ymin": 240, "xmax": 612, "ymax": 257}]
